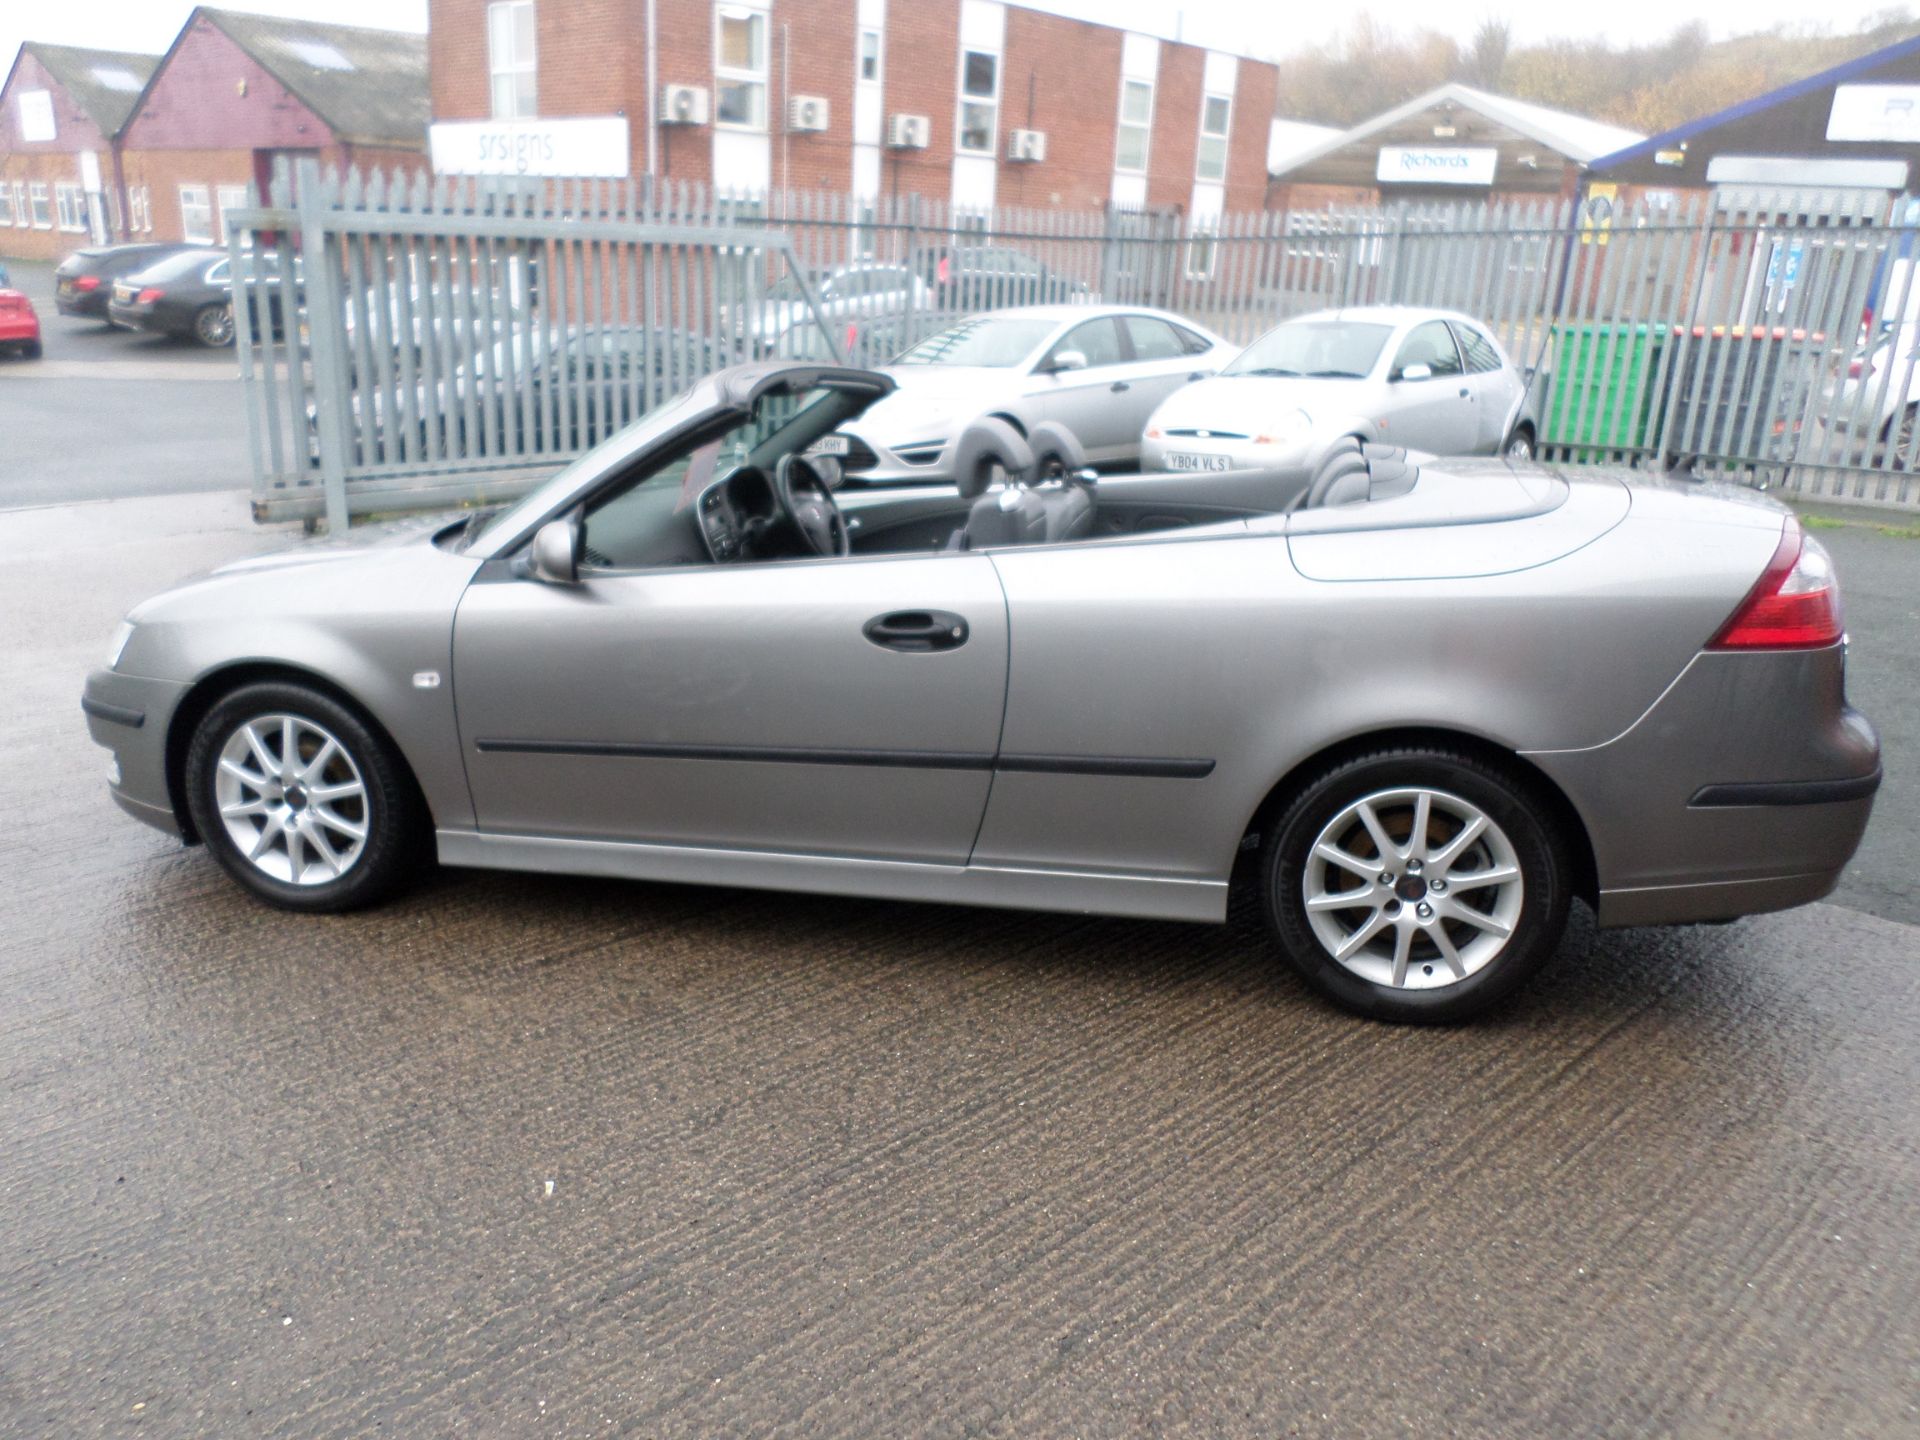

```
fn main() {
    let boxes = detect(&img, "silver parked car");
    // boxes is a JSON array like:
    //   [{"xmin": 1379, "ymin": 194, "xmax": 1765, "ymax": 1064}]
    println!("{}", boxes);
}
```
[
  {"xmin": 839, "ymin": 306, "xmax": 1234, "ymax": 484},
  {"xmin": 1141, "ymin": 306, "xmax": 1535, "ymax": 475},
  {"xmin": 737, "ymin": 262, "xmax": 931, "ymax": 353},
  {"xmin": 85, "ymin": 361, "xmax": 1878, "ymax": 1023}
]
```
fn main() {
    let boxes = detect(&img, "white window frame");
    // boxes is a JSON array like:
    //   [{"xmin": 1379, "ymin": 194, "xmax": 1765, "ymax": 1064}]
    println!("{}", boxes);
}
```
[
  {"xmin": 1196, "ymin": 92, "xmax": 1231, "ymax": 183},
  {"xmin": 28, "ymin": 181, "xmax": 52, "ymax": 229},
  {"xmin": 1116, "ymin": 78, "xmax": 1153, "ymax": 175},
  {"xmin": 0, "ymin": 185, "xmax": 14, "ymax": 226},
  {"xmin": 179, "ymin": 183, "xmax": 214, "ymax": 244},
  {"xmin": 858, "ymin": 27, "xmax": 882, "ymax": 84},
  {"xmin": 956, "ymin": 48, "xmax": 999, "ymax": 157},
  {"xmin": 55, "ymin": 181, "xmax": 87, "ymax": 232},
  {"xmin": 713, "ymin": 4, "xmax": 770, "ymax": 132},
  {"xmin": 216, "ymin": 184, "xmax": 249, "ymax": 244},
  {"xmin": 1185, "ymin": 225, "xmax": 1218, "ymax": 280},
  {"xmin": 488, "ymin": 0, "xmax": 537, "ymax": 120}
]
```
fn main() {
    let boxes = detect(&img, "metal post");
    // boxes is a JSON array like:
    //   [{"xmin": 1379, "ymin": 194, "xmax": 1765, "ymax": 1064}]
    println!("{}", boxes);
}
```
[{"xmin": 296, "ymin": 159, "xmax": 352, "ymax": 532}]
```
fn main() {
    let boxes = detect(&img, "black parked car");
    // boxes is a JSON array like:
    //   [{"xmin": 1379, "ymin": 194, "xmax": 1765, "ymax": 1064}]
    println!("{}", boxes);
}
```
[
  {"xmin": 108, "ymin": 247, "xmax": 295, "ymax": 348},
  {"xmin": 55, "ymin": 243, "xmax": 196, "ymax": 321},
  {"xmin": 910, "ymin": 244, "xmax": 1094, "ymax": 311}
]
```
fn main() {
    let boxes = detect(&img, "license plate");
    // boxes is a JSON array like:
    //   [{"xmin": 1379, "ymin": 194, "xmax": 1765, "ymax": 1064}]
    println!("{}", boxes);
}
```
[
  {"xmin": 1166, "ymin": 452, "xmax": 1229, "ymax": 472},
  {"xmin": 113, "ymin": 285, "xmax": 135, "ymax": 304},
  {"xmin": 806, "ymin": 433, "xmax": 851, "ymax": 457}
]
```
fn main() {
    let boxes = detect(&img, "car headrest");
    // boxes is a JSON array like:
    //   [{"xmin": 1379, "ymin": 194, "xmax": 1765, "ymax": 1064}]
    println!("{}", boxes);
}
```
[
  {"xmin": 951, "ymin": 416, "xmax": 1034, "ymax": 499},
  {"xmin": 1027, "ymin": 420, "xmax": 1089, "ymax": 482}
]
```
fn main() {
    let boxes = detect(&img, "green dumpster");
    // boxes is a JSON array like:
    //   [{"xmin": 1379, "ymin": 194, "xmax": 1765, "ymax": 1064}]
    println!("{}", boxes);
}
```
[{"xmin": 1545, "ymin": 322, "xmax": 1667, "ymax": 452}]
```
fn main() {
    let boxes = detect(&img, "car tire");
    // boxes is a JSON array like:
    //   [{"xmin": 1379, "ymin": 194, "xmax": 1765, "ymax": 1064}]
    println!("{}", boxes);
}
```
[
  {"xmin": 23, "ymin": 339, "xmax": 42, "ymax": 359},
  {"xmin": 1503, "ymin": 426, "xmax": 1535, "ymax": 462},
  {"xmin": 1262, "ymin": 745, "xmax": 1571, "ymax": 1023},
  {"xmin": 192, "ymin": 302, "xmax": 235, "ymax": 348},
  {"xmin": 183, "ymin": 681, "xmax": 426, "ymax": 913}
]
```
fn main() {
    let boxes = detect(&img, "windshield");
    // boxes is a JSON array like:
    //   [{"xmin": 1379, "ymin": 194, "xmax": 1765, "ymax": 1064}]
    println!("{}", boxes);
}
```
[
  {"xmin": 893, "ymin": 317, "xmax": 1059, "ymax": 368},
  {"xmin": 1226, "ymin": 320, "xmax": 1393, "ymax": 379}
]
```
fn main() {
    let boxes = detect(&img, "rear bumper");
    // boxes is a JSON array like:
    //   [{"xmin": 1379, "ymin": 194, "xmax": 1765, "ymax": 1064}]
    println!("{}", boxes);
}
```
[
  {"xmin": 0, "ymin": 319, "xmax": 38, "ymax": 344},
  {"xmin": 1527, "ymin": 645, "xmax": 1881, "ymax": 929},
  {"xmin": 56, "ymin": 292, "xmax": 107, "ymax": 318}
]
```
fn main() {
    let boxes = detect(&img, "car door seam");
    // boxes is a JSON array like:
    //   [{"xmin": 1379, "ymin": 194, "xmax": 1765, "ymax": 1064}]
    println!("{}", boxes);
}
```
[{"xmin": 965, "ymin": 553, "xmax": 1017, "ymax": 865}]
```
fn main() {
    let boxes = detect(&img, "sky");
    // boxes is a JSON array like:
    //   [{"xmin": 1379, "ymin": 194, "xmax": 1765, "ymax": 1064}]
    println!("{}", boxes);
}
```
[{"xmin": 1, "ymin": 0, "xmax": 1912, "ymax": 82}]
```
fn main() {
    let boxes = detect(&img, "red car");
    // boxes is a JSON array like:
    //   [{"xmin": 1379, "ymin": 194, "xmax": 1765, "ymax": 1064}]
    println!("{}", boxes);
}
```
[{"xmin": 0, "ymin": 288, "xmax": 42, "ymax": 359}]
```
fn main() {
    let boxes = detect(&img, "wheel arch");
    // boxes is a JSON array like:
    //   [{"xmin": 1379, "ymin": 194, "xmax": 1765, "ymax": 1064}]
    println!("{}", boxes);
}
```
[
  {"xmin": 1238, "ymin": 725, "xmax": 1599, "ymax": 909},
  {"xmin": 164, "ymin": 660, "xmax": 431, "ymax": 843}
]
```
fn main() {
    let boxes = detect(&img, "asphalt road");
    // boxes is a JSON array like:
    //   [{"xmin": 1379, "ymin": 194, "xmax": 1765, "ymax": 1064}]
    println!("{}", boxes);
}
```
[{"xmin": 1, "ymin": 493, "xmax": 1918, "ymax": 1438}]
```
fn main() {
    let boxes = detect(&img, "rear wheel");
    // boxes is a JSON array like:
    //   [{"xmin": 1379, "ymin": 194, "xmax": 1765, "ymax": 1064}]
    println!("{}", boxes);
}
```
[
  {"xmin": 22, "ymin": 339, "xmax": 42, "ymax": 359},
  {"xmin": 1262, "ymin": 746, "xmax": 1571, "ymax": 1023},
  {"xmin": 1503, "ymin": 425, "xmax": 1535, "ymax": 462},
  {"xmin": 183, "ymin": 681, "xmax": 425, "ymax": 911},
  {"xmin": 192, "ymin": 302, "xmax": 235, "ymax": 348}
]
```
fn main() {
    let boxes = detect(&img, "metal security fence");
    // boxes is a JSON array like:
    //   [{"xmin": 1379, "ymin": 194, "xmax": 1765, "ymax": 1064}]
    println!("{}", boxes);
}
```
[{"xmin": 235, "ymin": 162, "xmax": 1920, "ymax": 525}]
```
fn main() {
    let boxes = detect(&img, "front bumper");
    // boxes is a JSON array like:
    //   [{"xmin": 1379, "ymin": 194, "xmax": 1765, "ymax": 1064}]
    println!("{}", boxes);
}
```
[
  {"xmin": 83, "ymin": 668, "xmax": 191, "ymax": 838},
  {"xmin": 1140, "ymin": 434, "xmax": 1309, "ymax": 474},
  {"xmin": 841, "ymin": 430, "xmax": 959, "ymax": 486}
]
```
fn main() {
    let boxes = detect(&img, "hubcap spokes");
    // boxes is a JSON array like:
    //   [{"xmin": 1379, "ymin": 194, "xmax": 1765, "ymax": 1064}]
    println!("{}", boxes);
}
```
[
  {"xmin": 214, "ymin": 714, "xmax": 369, "ymax": 886},
  {"xmin": 1302, "ymin": 786, "xmax": 1524, "ymax": 991}
]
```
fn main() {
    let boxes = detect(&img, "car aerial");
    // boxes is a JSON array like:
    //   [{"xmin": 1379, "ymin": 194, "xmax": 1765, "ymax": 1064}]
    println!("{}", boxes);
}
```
[
  {"xmin": 108, "ymin": 246, "xmax": 293, "ymax": 348},
  {"xmin": 1141, "ymin": 306, "xmax": 1536, "ymax": 475},
  {"xmin": 736, "ymin": 262, "xmax": 930, "ymax": 353},
  {"xmin": 85, "ymin": 360, "xmax": 1879, "ymax": 1024},
  {"xmin": 910, "ymin": 244, "xmax": 1093, "ymax": 311},
  {"xmin": 0, "ymin": 287, "xmax": 42, "ymax": 359},
  {"xmin": 54, "ymin": 243, "xmax": 197, "ymax": 321},
  {"xmin": 839, "ymin": 306, "xmax": 1234, "ymax": 484}
]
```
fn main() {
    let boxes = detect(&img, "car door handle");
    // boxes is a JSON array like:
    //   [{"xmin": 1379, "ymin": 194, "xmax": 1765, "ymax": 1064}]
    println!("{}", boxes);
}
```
[
  {"xmin": 1459, "ymin": 387, "xmax": 1472, "ymax": 398},
  {"xmin": 1188, "ymin": 370, "xmax": 1212, "ymax": 382},
  {"xmin": 863, "ymin": 610, "xmax": 969, "ymax": 652}
]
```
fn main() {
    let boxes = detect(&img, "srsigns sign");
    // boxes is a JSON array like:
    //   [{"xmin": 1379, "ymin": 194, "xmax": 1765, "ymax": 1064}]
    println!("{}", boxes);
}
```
[
  {"xmin": 429, "ymin": 117, "xmax": 631, "ymax": 178},
  {"xmin": 1375, "ymin": 146, "xmax": 1498, "ymax": 186}
]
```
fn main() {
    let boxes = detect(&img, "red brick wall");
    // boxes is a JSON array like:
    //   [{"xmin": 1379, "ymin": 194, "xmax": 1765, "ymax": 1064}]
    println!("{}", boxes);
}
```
[
  {"xmin": 996, "ymin": 7, "xmax": 1121, "ymax": 212},
  {"xmin": 429, "ymin": 0, "xmax": 491, "ymax": 121},
  {"xmin": 769, "ymin": 0, "xmax": 856, "ymax": 194},
  {"xmin": 1146, "ymin": 41, "xmax": 1201, "ymax": 213},
  {"xmin": 122, "ymin": 18, "xmax": 338, "ymax": 152},
  {"xmin": 1225, "ymin": 61, "xmax": 1275, "ymax": 214},
  {"xmin": 875, "ymin": 0, "xmax": 960, "ymax": 205},
  {"xmin": 0, "ymin": 50, "xmax": 120, "ymax": 260}
]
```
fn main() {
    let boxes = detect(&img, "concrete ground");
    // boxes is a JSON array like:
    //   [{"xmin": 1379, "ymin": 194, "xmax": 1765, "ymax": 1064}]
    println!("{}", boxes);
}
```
[{"xmin": 1, "ymin": 490, "xmax": 1917, "ymax": 1438}]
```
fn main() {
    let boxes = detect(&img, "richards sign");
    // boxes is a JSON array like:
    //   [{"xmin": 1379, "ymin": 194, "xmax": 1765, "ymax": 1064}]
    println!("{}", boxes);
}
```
[
  {"xmin": 1376, "ymin": 146, "xmax": 1499, "ymax": 187},
  {"xmin": 429, "ymin": 117, "xmax": 631, "ymax": 179}
]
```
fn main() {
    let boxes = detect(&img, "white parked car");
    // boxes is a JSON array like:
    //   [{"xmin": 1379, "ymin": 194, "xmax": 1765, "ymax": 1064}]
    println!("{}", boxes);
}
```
[
  {"xmin": 838, "ymin": 305, "xmax": 1235, "ymax": 484},
  {"xmin": 738, "ymin": 262, "xmax": 931, "ymax": 353},
  {"xmin": 1141, "ymin": 306, "xmax": 1537, "ymax": 475}
]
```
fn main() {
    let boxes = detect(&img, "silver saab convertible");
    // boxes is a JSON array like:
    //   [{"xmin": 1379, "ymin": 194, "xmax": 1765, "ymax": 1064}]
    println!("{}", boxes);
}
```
[{"xmin": 84, "ymin": 362, "xmax": 1880, "ymax": 1022}]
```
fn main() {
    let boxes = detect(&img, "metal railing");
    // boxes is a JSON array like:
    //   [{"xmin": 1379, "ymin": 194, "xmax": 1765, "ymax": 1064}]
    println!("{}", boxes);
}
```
[{"xmin": 232, "ymin": 162, "xmax": 1920, "ymax": 524}]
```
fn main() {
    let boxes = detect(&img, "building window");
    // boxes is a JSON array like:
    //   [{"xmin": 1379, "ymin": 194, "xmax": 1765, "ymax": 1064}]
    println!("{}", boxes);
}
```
[
  {"xmin": 1197, "ymin": 93, "xmax": 1230, "ymax": 182},
  {"xmin": 1185, "ymin": 226, "xmax": 1218, "ymax": 280},
  {"xmin": 179, "ymin": 184, "xmax": 213, "ymax": 244},
  {"xmin": 488, "ymin": 0, "xmax": 537, "ymax": 120},
  {"xmin": 1116, "ymin": 79, "xmax": 1152, "ymax": 173},
  {"xmin": 858, "ymin": 28, "xmax": 882, "ymax": 83},
  {"xmin": 216, "ymin": 184, "xmax": 249, "ymax": 244},
  {"xmin": 957, "ymin": 49, "xmax": 998, "ymax": 155},
  {"xmin": 0, "ymin": 185, "xmax": 13, "ymax": 226},
  {"xmin": 129, "ymin": 185, "xmax": 152, "ymax": 233},
  {"xmin": 715, "ymin": 5, "xmax": 769, "ymax": 129},
  {"xmin": 28, "ymin": 182, "xmax": 52, "ymax": 228},
  {"xmin": 55, "ymin": 182, "xmax": 87, "ymax": 232}
]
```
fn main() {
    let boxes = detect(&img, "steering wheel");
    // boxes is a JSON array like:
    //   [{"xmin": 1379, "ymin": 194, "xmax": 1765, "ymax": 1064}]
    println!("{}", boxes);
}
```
[{"xmin": 773, "ymin": 453, "xmax": 851, "ymax": 557}]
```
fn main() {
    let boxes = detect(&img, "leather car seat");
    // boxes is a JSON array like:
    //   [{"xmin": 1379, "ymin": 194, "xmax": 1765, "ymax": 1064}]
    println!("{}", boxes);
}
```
[
  {"xmin": 950, "ymin": 417, "xmax": 1044, "ymax": 550},
  {"xmin": 1025, "ymin": 420, "xmax": 1096, "ymax": 544}
]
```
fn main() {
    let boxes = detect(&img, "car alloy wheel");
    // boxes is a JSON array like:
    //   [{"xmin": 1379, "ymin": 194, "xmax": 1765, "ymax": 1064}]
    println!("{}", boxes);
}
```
[
  {"xmin": 1301, "ymin": 787, "xmax": 1524, "ymax": 990},
  {"xmin": 184, "ymin": 680, "xmax": 426, "ymax": 912},
  {"xmin": 1264, "ymin": 746, "xmax": 1570, "ymax": 1023},
  {"xmin": 194, "ymin": 303, "xmax": 235, "ymax": 348},
  {"xmin": 1504, "ymin": 431, "xmax": 1534, "ymax": 462},
  {"xmin": 213, "ymin": 714, "xmax": 370, "ymax": 886}
]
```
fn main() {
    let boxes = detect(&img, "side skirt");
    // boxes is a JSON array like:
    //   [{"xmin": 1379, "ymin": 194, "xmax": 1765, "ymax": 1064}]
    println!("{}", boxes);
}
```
[{"xmin": 435, "ymin": 829, "xmax": 1230, "ymax": 924}]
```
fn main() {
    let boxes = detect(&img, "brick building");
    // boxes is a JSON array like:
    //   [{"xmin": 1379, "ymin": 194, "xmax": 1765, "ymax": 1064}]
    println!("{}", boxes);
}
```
[
  {"xmin": 427, "ymin": 0, "xmax": 1279, "ymax": 222},
  {"xmin": 0, "ymin": 44, "xmax": 157, "ymax": 261},
  {"xmin": 115, "ymin": 7, "xmax": 428, "ymax": 249}
]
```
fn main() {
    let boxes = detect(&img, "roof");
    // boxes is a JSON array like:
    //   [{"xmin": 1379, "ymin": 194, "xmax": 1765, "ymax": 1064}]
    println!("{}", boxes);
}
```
[
  {"xmin": 1587, "ymin": 30, "xmax": 1920, "ymax": 172},
  {"xmin": 16, "ymin": 43, "xmax": 158, "ymax": 137},
  {"xmin": 1269, "ymin": 118, "xmax": 1343, "ymax": 174},
  {"xmin": 1272, "ymin": 83, "xmax": 1645, "ymax": 179},
  {"xmin": 155, "ymin": 6, "xmax": 428, "ymax": 150}
]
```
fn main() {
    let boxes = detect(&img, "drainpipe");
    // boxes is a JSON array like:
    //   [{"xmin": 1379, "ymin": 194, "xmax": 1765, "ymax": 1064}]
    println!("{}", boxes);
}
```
[
  {"xmin": 646, "ymin": 0, "xmax": 659, "ymax": 176},
  {"xmin": 110, "ymin": 139, "xmax": 130, "ymax": 242}
]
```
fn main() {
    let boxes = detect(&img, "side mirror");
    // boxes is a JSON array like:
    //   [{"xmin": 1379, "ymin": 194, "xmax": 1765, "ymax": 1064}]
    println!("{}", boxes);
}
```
[
  {"xmin": 529, "ymin": 517, "xmax": 581, "ymax": 584},
  {"xmin": 1395, "ymin": 362, "xmax": 1433, "ymax": 383},
  {"xmin": 1048, "ymin": 349, "xmax": 1088, "ymax": 373}
]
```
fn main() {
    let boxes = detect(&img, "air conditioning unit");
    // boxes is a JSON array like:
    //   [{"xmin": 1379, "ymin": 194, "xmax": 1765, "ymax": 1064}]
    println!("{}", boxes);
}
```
[
  {"xmin": 658, "ymin": 84, "xmax": 710, "ymax": 126},
  {"xmin": 1007, "ymin": 128, "xmax": 1046, "ymax": 163},
  {"xmin": 886, "ymin": 113, "xmax": 931, "ymax": 149},
  {"xmin": 788, "ymin": 95, "xmax": 830, "ymax": 133}
]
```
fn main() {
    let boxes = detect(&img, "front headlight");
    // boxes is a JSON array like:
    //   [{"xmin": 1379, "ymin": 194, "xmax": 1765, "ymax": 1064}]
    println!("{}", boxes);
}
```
[{"xmin": 106, "ymin": 620, "xmax": 134, "ymax": 670}]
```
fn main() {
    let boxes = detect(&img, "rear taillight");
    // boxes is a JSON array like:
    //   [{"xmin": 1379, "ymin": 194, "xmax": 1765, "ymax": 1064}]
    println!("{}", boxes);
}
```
[
  {"xmin": 135, "ymin": 287, "xmax": 164, "ymax": 304},
  {"xmin": 75, "ymin": 274, "xmax": 101, "ymax": 291},
  {"xmin": 1847, "ymin": 357, "xmax": 1868, "ymax": 378},
  {"xmin": 1707, "ymin": 517, "xmax": 1843, "ymax": 651}
]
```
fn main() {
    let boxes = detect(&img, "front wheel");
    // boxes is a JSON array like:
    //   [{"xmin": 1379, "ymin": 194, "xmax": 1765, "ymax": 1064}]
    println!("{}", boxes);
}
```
[
  {"xmin": 183, "ymin": 681, "xmax": 425, "ymax": 912},
  {"xmin": 1262, "ymin": 746, "xmax": 1571, "ymax": 1023},
  {"xmin": 192, "ymin": 302, "xmax": 235, "ymax": 348}
]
